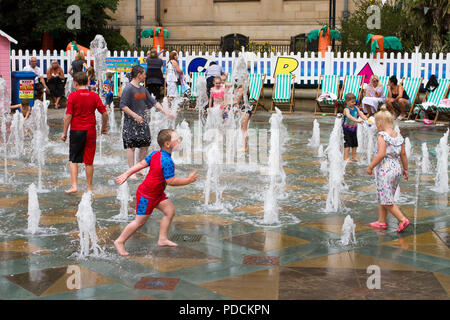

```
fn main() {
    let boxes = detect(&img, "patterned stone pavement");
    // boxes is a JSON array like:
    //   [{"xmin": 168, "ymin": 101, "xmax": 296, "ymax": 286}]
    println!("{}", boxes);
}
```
[{"xmin": 0, "ymin": 109, "xmax": 448, "ymax": 300}]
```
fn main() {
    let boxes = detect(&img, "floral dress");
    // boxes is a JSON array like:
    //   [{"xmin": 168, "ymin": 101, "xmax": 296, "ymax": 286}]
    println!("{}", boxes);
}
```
[{"xmin": 375, "ymin": 131, "xmax": 404, "ymax": 205}]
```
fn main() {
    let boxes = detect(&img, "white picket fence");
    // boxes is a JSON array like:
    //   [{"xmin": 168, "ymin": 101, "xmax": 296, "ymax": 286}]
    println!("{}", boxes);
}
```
[{"xmin": 10, "ymin": 47, "xmax": 450, "ymax": 86}]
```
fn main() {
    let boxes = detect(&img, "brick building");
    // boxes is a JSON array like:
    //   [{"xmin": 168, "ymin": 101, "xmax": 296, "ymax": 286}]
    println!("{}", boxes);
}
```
[{"xmin": 107, "ymin": 0, "xmax": 355, "ymax": 49}]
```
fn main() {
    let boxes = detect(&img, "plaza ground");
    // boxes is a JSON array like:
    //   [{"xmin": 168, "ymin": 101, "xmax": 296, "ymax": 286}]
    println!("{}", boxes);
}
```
[{"xmin": 0, "ymin": 102, "xmax": 449, "ymax": 300}]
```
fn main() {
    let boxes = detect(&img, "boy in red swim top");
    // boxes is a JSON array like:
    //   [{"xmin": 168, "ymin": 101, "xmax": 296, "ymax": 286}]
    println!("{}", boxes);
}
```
[
  {"xmin": 61, "ymin": 72, "xmax": 108, "ymax": 194},
  {"xmin": 114, "ymin": 129, "xmax": 197, "ymax": 256}
]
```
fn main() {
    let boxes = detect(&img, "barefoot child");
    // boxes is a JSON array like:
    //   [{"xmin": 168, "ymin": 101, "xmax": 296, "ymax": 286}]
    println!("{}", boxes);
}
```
[
  {"xmin": 343, "ymin": 93, "xmax": 367, "ymax": 162},
  {"xmin": 61, "ymin": 72, "xmax": 108, "ymax": 193},
  {"xmin": 114, "ymin": 129, "xmax": 198, "ymax": 256},
  {"xmin": 366, "ymin": 105, "xmax": 410, "ymax": 233}
]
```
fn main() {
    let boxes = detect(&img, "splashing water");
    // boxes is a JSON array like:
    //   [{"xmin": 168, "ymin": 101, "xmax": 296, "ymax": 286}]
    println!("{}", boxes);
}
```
[
  {"xmin": 263, "ymin": 107, "xmax": 287, "ymax": 224},
  {"xmin": 340, "ymin": 215, "xmax": 356, "ymax": 245},
  {"xmin": 432, "ymin": 129, "xmax": 449, "ymax": 193},
  {"xmin": 76, "ymin": 191, "xmax": 103, "ymax": 257},
  {"xmin": 174, "ymin": 120, "xmax": 192, "ymax": 164},
  {"xmin": 421, "ymin": 142, "xmax": 431, "ymax": 174},
  {"xmin": 405, "ymin": 137, "xmax": 412, "ymax": 159},
  {"xmin": 325, "ymin": 117, "xmax": 346, "ymax": 212},
  {"xmin": 307, "ymin": 119, "xmax": 320, "ymax": 148},
  {"xmin": 204, "ymin": 105, "xmax": 224, "ymax": 206},
  {"xmin": 90, "ymin": 34, "xmax": 108, "ymax": 87},
  {"xmin": 8, "ymin": 110, "xmax": 24, "ymax": 158},
  {"xmin": 414, "ymin": 156, "xmax": 421, "ymax": 230},
  {"xmin": 30, "ymin": 104, "xmax": 46, "ymax": 191},
  {"xmin": 109, "ymin": 102, "xmax": 117, "ymax": 133},
  {"xmin": 113, "ymin": 181, "xmax": 131, "ymax": 220},
  {"xmin": 1, "ymin": 114, "xmax": 8, "ymax": 183},
  {"xmin": 27, "ymin": 183, "xmax": 41, "ymax": 234},
  {"xmin": 317, "ymin": 144, "xmax": 324, "ymax": 158}
]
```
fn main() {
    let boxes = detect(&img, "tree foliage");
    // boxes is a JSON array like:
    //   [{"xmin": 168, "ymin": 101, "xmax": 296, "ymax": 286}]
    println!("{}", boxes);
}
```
[
  {"xmin": 0, "ymin": 0, "xmax": 129, "ymax": 51},
  {"xmin": 339, "ymin": 0, "xmax": 449, "ymax": 53}
]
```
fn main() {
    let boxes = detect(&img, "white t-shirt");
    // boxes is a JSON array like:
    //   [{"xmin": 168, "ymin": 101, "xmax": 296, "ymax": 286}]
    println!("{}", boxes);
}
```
[
  {"xmin": 23, "ymin": 65, "xmax": 43, "ymax": 83},
  {"xmin": 205, "ymin": 64, "xmax": 223, "ymax": 78}
]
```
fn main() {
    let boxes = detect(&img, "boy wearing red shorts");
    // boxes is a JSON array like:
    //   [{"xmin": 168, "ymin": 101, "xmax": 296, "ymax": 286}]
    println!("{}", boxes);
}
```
[
  {"xmin": 114, "ymin": 129, "xmax": 197, "ymax": 256},
  {"xmin": 61, "ymin": 72, "xmax": 108, "ymax": 193}
]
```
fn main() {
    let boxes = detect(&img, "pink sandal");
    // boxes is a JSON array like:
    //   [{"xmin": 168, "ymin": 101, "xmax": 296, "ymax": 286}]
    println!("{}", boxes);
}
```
[
  {"xmin": 369, "ymin": 221, "xmax": 388, "ymax": 229},
  {"xmin": 397, "ymin": 219, "xmax": 410, "ymax": 233}
]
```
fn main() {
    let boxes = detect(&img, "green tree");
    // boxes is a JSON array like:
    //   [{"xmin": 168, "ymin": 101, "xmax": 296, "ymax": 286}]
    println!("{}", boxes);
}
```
[
  {"xmin": 406, "ymin": 0, "xmax": 450, "ymax": 52},
  {"xmin": 340, "ymin": 0, "xmax": 417, "ymax": 53},
  {"xmin": 0, "ymin": 0, "xmax": 129, "ymax": 51}
]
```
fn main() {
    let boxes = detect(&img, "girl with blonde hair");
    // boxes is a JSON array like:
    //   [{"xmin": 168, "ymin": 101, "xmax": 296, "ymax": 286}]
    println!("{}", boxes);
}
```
[
  {"xmin": 361, "ymin": 75, "xmax": 385, "ymax": 117},
  {"xmin": 366, "ymin": 105, "xmax": 410, "ymax": 232}
]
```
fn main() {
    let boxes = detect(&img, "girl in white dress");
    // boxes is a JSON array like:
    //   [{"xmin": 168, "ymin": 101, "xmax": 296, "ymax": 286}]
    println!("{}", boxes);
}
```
[{"xmin": 366, "ymin": 105, "xmax": 410, "ymax": 233}]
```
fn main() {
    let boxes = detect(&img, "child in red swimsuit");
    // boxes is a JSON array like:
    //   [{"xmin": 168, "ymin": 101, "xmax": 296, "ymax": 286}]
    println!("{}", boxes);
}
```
[{"xmin": 113, "ymin": 129, "xmax": 197, "ymax": 256}]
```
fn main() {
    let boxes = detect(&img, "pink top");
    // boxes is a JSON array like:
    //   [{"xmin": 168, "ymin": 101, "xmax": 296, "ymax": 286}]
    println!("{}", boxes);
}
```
[{"xmin": 211, "ymin": 90, "xmax": 224, "ymax": 99}]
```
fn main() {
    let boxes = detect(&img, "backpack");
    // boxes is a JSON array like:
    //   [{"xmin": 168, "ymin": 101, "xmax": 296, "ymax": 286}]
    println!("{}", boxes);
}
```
[{"xmin": 425, "ymin": 75, "xmax": 439, "ymax": 93}]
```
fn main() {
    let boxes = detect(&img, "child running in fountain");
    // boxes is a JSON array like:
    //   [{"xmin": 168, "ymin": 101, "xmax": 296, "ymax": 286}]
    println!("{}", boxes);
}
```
[
  {"xmin": 366, "ymin": 105, "xmax": 410, "ymax": 233},
  {"xmin": 343, "ymin": 93, "xmax": 367, "ymax": 162},
  {"xmin": 114, "ymin": 129, "xmax": 198, "ymax": 256}
]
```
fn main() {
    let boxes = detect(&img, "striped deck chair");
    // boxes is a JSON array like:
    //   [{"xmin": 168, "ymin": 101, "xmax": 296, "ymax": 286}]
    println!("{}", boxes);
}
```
[
  {"xmin": 415, "ymin": 79, "xmax": 450, "ymax": 123},
  {"xmin": 399, "ymin": 77, "xmax": 422, "ymax": 120},
  {"xmin": 270, "ymin": 74, "xmax": 295, "ymax": 113},
  {"xmin": 315, "ymin": 75, "xmax": 340, "ymax": 115},
  {"xmin": 337, "ymin": 75, "xmax": 365, "ymax": 105},
  {"xmin": 435, "ymin": 91, "xmax": 450, "ymax": 123},
  {"xmin": 189, "ymin": 72, "xmax": 206, "ymax": 101},
  {"xmin": 248, "ymin": 73, "xmax": 267, "ymax": 113},
  {"xmin": 379, "ymin": 75, "xmax": 390, "ymax": 99}
]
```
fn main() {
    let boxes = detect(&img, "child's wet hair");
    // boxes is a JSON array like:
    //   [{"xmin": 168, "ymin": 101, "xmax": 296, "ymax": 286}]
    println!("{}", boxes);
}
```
[
  {"xmin": 345, "ymin": 93, "xmax": 356, "ymax": 102},
  {"xmin": 157, "ymin": 129, "xmax": 174, "ymax": 148},
  {"xmin": 374, "ymin": 105, "xmax": 395, "ymax": 129},
  {"xmin": 214, "ymin": 76, "xmax": 222, "ymax": 84},
  {"xmin": 20, "ymin": 99, "xmax": 30, "ymax": 107},
  {"xmin": 73, "ymin": 72, "xmax": 88, "ymax": 85}
]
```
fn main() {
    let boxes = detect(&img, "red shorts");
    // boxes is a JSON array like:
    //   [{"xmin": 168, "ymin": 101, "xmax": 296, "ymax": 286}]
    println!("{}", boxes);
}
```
[
  {"xmin": 135, "ymin": 191, "xmax": 168, "ymax": 216},
  {"xmin": 69, "ymin": 128, "xmax": 96, "ymax": 165}
]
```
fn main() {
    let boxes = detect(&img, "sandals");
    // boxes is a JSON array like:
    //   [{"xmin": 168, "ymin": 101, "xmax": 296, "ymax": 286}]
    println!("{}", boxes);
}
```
[
  {"xmin": 397, "ymin": 218, "xmax": 410, "ymax": 233},
  {"xmin": 369, "ymin": 221, "xmax": 388, "ymax": 229}
]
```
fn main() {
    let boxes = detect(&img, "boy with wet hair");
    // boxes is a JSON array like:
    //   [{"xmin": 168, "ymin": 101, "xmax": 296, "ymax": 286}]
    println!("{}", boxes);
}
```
[
  {"xmin": 114, "ymin": 129, "xmax": 198, "ymax": 256},
  {"xmin": 61, "ymin": 71, "xmax": 108, "ymax": 193}
]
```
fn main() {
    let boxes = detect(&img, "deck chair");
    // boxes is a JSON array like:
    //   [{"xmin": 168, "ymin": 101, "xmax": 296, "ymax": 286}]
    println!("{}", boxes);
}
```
[
  {"xmin": 189, "ymin": 72, "xmax": 206, "ymax": 102},
  {"xmin": 415, "ymin": 79, "xmax": 450, "ymax": 123},
  {"xmin": 337, "ymin": 75, "xmax": 365, "ymax": 105},
  {"xmin": 379, "ymin": 75, "xmax": 390, "ymax": 99},
  {"xmin": 435, "ymin": 91, "xmax": 450, "ymax": 123},
  {"xmin": 270, "ymin": 74, "xmax": 295, "ymax": 113},
  {"xmin": 248, "ymin": 73, "xmax": 267, "ymax": 113},
  {"xmin": 399, "ymin": 77, "xmax": 423, "ymax": 120},
  {"xmin": 315, "ymin": 75, "xmax": 340, "ymax": 115}
]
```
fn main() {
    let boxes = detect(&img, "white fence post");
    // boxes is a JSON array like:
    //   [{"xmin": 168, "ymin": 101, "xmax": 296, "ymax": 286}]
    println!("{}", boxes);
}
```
[{"xmin": 9, "ymin": 48, "xmax": 448, "ymax": 86}]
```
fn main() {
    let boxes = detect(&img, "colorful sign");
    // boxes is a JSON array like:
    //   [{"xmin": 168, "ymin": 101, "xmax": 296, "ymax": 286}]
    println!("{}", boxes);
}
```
[
  {"xmin": 274, "ymin": 57, "xmax": 299, "ymax": 75},
  {"xmin": 19, "ymin": 80, "xmax": 34, "ymax": 99},
  {"xmin": 105, "ymin": 57, "xmax": 139, "ymax": 72}
]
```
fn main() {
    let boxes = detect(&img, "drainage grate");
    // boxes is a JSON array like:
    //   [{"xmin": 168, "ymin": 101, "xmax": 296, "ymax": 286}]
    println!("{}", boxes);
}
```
[{"xmin": 170, "ymin": 234, "xmax": 203, "ymax": 242}]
